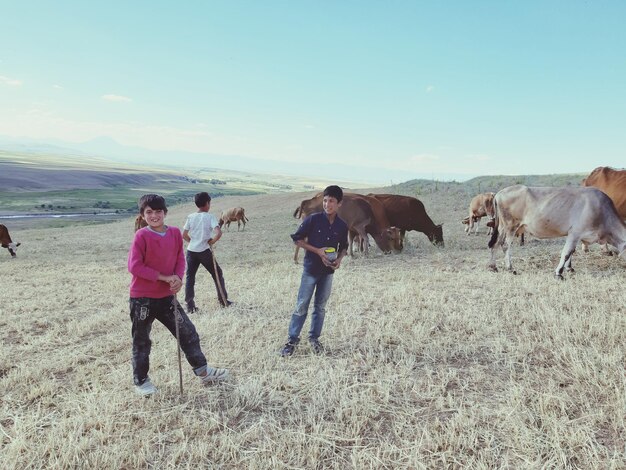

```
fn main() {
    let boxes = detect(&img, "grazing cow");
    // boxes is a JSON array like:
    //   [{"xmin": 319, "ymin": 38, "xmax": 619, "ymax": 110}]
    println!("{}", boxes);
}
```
[
  {"xmin": 488, "ymin": 185, "xmax": 626, "ymax": 279},
  {"xmin": 219, "ymin": 207, "xmax": 249, "ymax": 231},
  {"xmin": 464, "ymin": 192, "xmax": 495, "ymax": 235},
  {"xmin": 134, "ymin": 214, "xmax": 148, "ymax": 232},
  {"xmin": 581, "ymin": 166, "xmax": 626, "ymax": 253},
  {"xmin": 0, "ymin": 224, "xmax": 20, "ymax": 257},
  {"xmin": 367, "ymin": 194, "xmax": 444, "ymax": 246},
  {"xmin": 293, "ymin": 192, "xmax": 402, "ymax": 262}
]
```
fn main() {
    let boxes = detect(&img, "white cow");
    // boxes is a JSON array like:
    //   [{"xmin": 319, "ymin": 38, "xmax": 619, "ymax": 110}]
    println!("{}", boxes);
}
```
[{"xmin": 488, "ymin": 185, "xmax": 626, "ymax": 279}]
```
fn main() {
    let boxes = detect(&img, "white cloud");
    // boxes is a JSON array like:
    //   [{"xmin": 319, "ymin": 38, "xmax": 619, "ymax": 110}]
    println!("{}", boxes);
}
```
[
  {"xmin": 102, "ymin": 94, "xmax": 132, "ymax": 103},
  {"xmin": 0, "ymin": 75, "xmax": 22, "ymax": 86},
  {"xmin": 53, "ymin": 84, "xmax": 64, "ymax": 89},
  {"xmin": 304, "ymin": 124, "xmax": 315, "ymax": 129},
  {"xmin": 426, "ymin": 85, "xmax": 434, "ymax": 93}
]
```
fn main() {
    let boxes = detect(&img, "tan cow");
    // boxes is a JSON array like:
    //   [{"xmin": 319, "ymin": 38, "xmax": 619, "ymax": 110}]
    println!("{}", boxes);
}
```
[
  {"xmin": 581, "ymin": 166, "xmax": 626, "ymax": 253},
  {"xmin": 0, "ymin": 224, "xmax": 20, "ymax": 257},
  {"xmin": 219, "ymin": 207, "xmax": 249, "ymax": 231},
  {"xmin": 465, "ymin": 192, "xmax": 495, "ymax": 235},
  {"xmin": 134, "ymin": 214, "xmax": 148, "ymax": 232},
  {"xmin": 488, "ymin": 185, "xmax": 626, "ymax": 279},
  {"xmin": 293, "ymin": 193, "xmax": 402, "ymax": 262}
]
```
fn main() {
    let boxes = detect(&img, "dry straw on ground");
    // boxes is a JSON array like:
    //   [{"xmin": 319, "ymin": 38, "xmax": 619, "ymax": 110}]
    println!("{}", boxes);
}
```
[{"xmin": 1, "ymin": 189, "xmax": 625, "ymax": 469}]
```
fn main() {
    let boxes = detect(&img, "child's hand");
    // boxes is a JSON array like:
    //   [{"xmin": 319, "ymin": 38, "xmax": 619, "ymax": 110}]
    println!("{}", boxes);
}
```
[{"xmin": 168, "ymin": 275, "xmax": 183, "ymax": 293}]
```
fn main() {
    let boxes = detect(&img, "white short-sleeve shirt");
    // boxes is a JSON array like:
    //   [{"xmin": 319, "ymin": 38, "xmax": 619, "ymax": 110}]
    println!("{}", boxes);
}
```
[{"xmin": 183, "ymin": 212, "xmax": 219, "ymax": 253}]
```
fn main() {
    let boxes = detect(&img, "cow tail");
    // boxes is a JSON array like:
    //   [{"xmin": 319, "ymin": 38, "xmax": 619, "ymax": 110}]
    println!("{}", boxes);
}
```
[{"xmin": 488, "ymin": 198, "xmax": 499, "ymax": 249}]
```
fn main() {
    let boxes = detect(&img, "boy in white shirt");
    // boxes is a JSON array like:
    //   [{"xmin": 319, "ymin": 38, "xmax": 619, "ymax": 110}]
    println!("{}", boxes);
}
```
[{"xmin": 183, "ymin": 192, "xmax": 233, "ymax": 311}]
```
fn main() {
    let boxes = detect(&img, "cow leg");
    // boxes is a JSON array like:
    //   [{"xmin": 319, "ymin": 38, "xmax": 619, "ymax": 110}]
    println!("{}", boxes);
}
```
[
  {"xmin": 503, "ymin": 233, "xmax": 515, "ymax": 272},
  {"xmin": 488, "ymin": 231, "xmax": 506, "ymax": 272},
  {"xmin": 294, "ymin": 246, "xmax": 300, "ymax": 264},
  {"xmin": 348, "ymin": 232, "xmax": 355, "ymax": 257},
  {"xmin": 565, "ymin": 255, "xmax": 574, "ymax": 273},
  {"xmin": 555, "ymin": 236, "xmax": 577, "ymax": 279},
  {"xmin": 581, "ymin": 241, "xmax": 590, "ymax": 253},
  {"xmin": 237, "ymin": 220, "xmax": 241, "ymax": 231},
  {"xmin": 473, "ymin": 217, "xmax": 481, "ymax": 235},
  {"xmin": 467, "ymin": 215, "xmax": 473, "ymax": 235}
]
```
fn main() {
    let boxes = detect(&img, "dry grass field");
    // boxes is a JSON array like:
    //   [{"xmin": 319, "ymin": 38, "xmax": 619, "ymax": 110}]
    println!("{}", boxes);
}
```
[{"xmin": 1, "ymin": 186, "xmax": 625, "ymax": 469}]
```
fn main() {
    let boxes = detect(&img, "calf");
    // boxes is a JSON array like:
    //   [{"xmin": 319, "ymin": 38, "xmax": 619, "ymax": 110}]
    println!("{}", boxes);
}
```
[
  {"xmin": 134, "ymin": 214, "xmax": 147, "ymax": 232},
  {"xmin": 0, "ymin": 224, "xmax": 21, "ymax": 257},
  {"xmin": 465, "ymin": 192, "xmax": 495, "ymax": 235},
  {"xmin": 219, "ymin": 207, "xmax": 249, "ymax": 231}
]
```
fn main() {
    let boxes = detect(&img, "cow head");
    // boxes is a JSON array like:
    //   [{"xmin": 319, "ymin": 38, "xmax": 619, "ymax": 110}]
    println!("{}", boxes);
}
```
[
  {"xmin": 3, "ymin": 241, "xmax": 20, "ymax": 257},
  {"xmin": 378, "ymin": 226, "xmax": 402, "ymax": 253},
  {"xmin": 428, "ymin": 224, "xmax": 444, "ymax": 247}
]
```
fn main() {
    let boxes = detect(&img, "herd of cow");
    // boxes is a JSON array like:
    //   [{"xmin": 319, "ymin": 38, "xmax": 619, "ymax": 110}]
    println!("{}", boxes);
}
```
[{"xmin": 2, "ymin": 166, "xmax": 624, "ymax": 280}]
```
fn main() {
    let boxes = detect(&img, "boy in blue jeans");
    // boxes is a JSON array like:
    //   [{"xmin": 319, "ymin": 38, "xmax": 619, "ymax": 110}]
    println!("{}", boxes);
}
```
[
  {"xmin": 128, "ymin": 194, "xmax": 229, "ymax": 396},
  {"xmin": 280, "ymin": 185, "xmax": 349, "ymax": 356}
]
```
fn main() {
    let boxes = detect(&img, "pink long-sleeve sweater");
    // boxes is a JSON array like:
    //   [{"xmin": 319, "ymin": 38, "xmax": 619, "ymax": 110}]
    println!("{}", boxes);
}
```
[{"xmin": 128, "ymin": 226, "xmax": 185, "ymax": 298}]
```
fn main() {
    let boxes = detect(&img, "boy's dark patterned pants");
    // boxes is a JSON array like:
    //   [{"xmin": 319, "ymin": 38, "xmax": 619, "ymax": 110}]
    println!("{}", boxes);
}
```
[{"xmin": 129, "ymin": 296, "xmax": 207, "ymax": 386}]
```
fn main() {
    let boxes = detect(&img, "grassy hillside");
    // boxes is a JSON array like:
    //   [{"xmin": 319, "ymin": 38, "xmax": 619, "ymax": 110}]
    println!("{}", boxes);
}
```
[
  {"xmin": 0, "ymin": 151, "xmax": 360, "ymax": 218},
  {"xmin": 390, "ymin": 173, "xmax": 587, "ymax": 202},
  {"xmin": 0, "ymin": 184, "xmax": 624, "ymax": 468}
]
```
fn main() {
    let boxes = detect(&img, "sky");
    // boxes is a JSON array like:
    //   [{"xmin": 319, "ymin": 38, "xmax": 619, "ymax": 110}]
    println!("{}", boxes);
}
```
[{"xmin": 1, "ymin": 1, "xmax": 625, "ymax": 183}]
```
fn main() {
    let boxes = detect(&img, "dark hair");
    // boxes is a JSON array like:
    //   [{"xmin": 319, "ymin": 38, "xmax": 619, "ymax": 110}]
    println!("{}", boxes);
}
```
[
  {"xmin": 138, "ymin": 194, "xmax": 167, "ymax": 214},
  {"xmin": 323, "ymin": 185, "xmax": 343, "ymax": 202},
  {"xmin": 194, "ymin": 192, "xmax": 211, "ymax": 208}
]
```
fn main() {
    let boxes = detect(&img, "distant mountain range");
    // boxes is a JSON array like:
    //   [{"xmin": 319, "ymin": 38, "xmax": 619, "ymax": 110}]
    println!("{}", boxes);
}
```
[{"xmin": 0, "ymin": 135, "xmax": 474, "ymax": 184}]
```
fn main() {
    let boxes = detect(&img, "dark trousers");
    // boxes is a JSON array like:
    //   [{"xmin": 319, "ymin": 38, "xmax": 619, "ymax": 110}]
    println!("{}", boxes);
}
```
[
  {"xmin": 185, "ymin": 248, "xmax": 228, "ymax": 308},
  {"xmin": 129, "ymin": 296, "xmax": 207, "ymax": 386}
]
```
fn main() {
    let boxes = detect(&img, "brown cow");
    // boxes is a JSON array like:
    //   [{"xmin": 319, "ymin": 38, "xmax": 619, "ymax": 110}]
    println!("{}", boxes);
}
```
[
  {"xmin": 219, "ymin": 207, "xmax": 249, "ymax": 231},
  {"xmin": 293, "ymin": 192, "xmax": 402, "ymax": 262},
  {"xmin": 0, "ymin": 224, "xmax": 20, "ymax": 257},
  {"xmin": 464, "ymin": 192, "xmax": 495, "ymax": 235},
  {"xmin": 367, "ymin": 194, "xmax": 444, "ymax": 246},
  {"xmin": 581, "ymin": 166, "xmax": 626, "ymax": 253},
  {"xmin": 488, "ymin": 185, "xmax": 626, "ymax": 279},
  {"xmin": 134, "ymin": 214, "xmax": 148, "ymax": 232}
]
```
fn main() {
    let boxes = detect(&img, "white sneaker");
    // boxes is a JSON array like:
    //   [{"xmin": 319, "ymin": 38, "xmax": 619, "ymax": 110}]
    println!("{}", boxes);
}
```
[
  {"xmin": 200, "ymin": 367, "xmax": 229, "ymax": 385},
  {"xmin": 135, "ymin": 379, "xmax": 158, "ymax": 396}
]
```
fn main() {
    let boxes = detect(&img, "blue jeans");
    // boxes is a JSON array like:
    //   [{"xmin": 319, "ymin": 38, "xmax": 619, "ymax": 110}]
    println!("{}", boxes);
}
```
[{"xmin": 288, "ymin": 271, "xmax": 333, "ymax": 343}]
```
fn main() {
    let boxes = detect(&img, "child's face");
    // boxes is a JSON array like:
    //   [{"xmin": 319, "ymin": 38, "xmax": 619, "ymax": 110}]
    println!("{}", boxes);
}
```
[
  {"xmin": 142, "ymin": 206, "xmax": 166, "ymax": 230},
  {"xmin": 323, "ymin": 196, "xmax": 340, "ymax": 216}
]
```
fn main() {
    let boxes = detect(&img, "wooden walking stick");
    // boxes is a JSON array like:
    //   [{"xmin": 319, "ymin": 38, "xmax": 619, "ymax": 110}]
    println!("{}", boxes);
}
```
[
  {"xmin": 210, "ymin": 243, "xmax": 229, "ymax": 306},
  {"xmin": 172, "ymin": 295, "xmax": 184, "ymax": 396}
]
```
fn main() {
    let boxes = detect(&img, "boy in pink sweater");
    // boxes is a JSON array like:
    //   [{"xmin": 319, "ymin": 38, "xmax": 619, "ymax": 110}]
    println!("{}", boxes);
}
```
[{"xmin": 128, "ymin": 194, "xmax": 229, "ymax": 396}]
